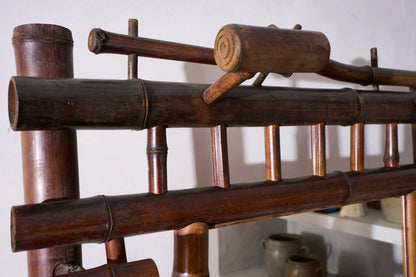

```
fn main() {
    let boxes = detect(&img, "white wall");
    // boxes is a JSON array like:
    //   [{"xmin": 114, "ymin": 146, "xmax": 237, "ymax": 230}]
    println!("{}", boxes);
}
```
[{"xmin": 1, "ymin": 1, "xmax": 415, "ymax": 276}]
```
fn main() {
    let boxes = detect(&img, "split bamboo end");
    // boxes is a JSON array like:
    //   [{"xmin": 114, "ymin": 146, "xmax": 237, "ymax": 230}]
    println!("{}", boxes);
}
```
[
  {"xmin": 88, "ymin": 28, "xmax": 106, "ymax": 54},
  {"xmin": 8, "ymin": 77, "xmax": 18, "ymax": 131}
]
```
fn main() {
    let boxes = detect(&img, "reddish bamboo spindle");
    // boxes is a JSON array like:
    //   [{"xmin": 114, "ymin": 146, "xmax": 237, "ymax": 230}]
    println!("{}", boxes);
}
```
[
  {"xmin": 211, "ymin": 125, "xmax": 230, "ymax": 188},
  {"xmin": 12, "ymin": 24, "xmax": 82, "ymax": 277},
  {"xmin": 311, "ymin": 123, "xmax": 326, "ymax": 177}
]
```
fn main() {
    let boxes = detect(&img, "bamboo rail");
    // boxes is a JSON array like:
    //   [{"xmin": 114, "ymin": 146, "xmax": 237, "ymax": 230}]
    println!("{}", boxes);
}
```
[
  {"xmin": 11, "ymin": 165, "xmax": 416, "ymax": 252},
  {"xmin": 9, "ymin": 76, "xmax": 416, "ymax": 131},
  {"xmin": 88, "ymin": 27, "xmax": 416, "ymax": 88}
]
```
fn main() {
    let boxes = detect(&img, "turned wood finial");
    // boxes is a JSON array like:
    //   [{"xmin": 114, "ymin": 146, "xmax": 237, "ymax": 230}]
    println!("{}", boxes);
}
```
[{"xmin": 214, "ymin": 24, "xmax": 330, "ymax": 74}]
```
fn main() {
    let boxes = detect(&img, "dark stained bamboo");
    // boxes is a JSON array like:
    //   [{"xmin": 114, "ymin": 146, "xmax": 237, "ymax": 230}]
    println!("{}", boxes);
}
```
[
  {"xmin": 172, "ymin": 223, "xmax": 209, "ymax": 277},
  {"xmin": 56, "ymin": 259, "xmax": 159, "ymax": 277},
  {"xmin": 311, "ymin": 123, "xmax": 326, "ymax": 177},
  {"xmin": 11, "ymin": 165, "xmax": 416, "ymax": 252},
  {"xmin": 10, "ymin": 77, "xmax": 416, "ymax": 131},
  {"xmin": 147, "ymin": 125, "xmax": 168, "ymax": 194},
  {"xmin": 87, "ymin": 26, "xmax": 416, "ymax": 88},
  {"xmin": 213, "ymin": 24, "xmax": 330, "ymax": 73},
  {"xmin": 12, "ymin": 24, "xmax": 82, "ymax": 277},
  {"xmin": 88, "ymin": 28, "xmax": 214, "ymax": 65},
  {"xmin": 319, "ymin": 59, "xmax": 416, "ymax": 87},
  {"xmin": 210, "ymin": 125, "xmax": 230, "ymax": 188},
  {"xmin": 128, "ymin": 19, "xmax": 138, "ymax": 79}
]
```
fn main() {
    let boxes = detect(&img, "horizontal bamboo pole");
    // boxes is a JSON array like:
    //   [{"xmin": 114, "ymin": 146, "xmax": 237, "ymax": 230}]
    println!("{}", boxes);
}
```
[
  {"xmin": 88, "ymin": 28, "xmax": 416, "ymax": 87},
  {"xmin": 57, "ymin": 259, "xmax": 159, "ymax": 277},
  {"xmin": 8, "ymin": 76, "xmax": 416, "ymax": 131},
  {"xmin": 319, "ymin": 59, "xmax": 416, "ymax": 87},
  {"xmin": 88, "ymin": 28, "xmax": 214, "ymax": 65},
  {"xmin": 11, "ymin": 165, "xmax": 416, "ymax": 252}
]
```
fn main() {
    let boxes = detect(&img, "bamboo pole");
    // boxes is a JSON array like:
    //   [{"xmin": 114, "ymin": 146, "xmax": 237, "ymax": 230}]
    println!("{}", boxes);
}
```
[
  {"xmin": 11, "ymin": 24, "xmax": 82, "ymax": 277},
  {"xmin": 11, "ymin": 165, "xmax": 416, "ymax": 252},
  {"xmin": 10, "ymin": 77, "xmax": 416, "ymax": 131},
  {"xmin": 402, "ymin": 87, "xmax": 416, "ymax": 277}
]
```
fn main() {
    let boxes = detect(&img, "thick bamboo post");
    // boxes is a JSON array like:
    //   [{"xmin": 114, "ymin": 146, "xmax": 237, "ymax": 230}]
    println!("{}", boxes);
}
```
[
  {"xmin": 11, "ymin": 24, "xmax": 82, "ymax": 277},
  {"xmin": 402, "ymin": 86, "xmax": 416, "ymax": 277}
]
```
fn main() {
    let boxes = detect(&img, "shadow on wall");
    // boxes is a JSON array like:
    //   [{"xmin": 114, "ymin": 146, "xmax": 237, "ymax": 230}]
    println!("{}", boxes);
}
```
[{"xmin": 183, "ymin": 62, "xmax": 413, "ymax": 275}]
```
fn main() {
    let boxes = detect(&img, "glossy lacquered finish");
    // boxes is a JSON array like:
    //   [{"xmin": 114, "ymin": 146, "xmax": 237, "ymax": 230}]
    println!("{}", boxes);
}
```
[
  {"xmin": 10, "ymin": 76, "xmax": 416, "ymax": 131},
  {"xmin": 11, "ymin": 165, "xmax": 416, "ymax": 252},
  {"xmin": 12, "ymin": 23, "xmax": 81, "ymax": 277}
]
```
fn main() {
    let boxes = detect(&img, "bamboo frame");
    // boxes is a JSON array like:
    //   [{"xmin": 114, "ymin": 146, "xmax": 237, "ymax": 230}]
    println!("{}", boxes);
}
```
[
  {"xmin": 9, "ymin": 22, "xmax": 416, "ymax": 277},
  {"xmin": 12, "ymin": 23, "xmax": 82, "ymax": 277}
]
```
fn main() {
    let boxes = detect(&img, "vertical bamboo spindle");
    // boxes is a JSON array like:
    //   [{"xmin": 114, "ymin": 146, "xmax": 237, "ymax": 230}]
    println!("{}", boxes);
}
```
[
  {"xmin": 402, "ymin": 87, "xmax": 416, "ymax": 277},
  {"xmin": 12, "ymin": 24, "xmax": 82, "ymax": 277},
  {"xmin": 311, "ymin": 123, "xmax": 326, "ymax": 177},
  {"xmin": 210, "ymin": 125, "xmax": 230, "ymax": 188},
  {"xmin": 252, "ymin": 62, "xmax": 281, "ymax": 181},
  {"xmin": 340, "ymin": 48, "xmax": 380, "ymax": 217},
  {"xmin": 166, "ymin": 23, "xmax": 208, "ymax": 277},
  {"xmin": 104, "ymin": 19, "xmax": 142, "ymax": 264}
]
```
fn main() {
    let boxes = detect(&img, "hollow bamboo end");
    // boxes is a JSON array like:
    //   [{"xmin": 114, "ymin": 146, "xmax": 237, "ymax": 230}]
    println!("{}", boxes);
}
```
[
  {"xmin": 88, "ymin": 28, "xmax": 106, "ymax": 54},
  {"xmin": 8, "ymin": 77, "xmax": 19, "ymax": 131},
  {"xmin": 12, "ymin": 23, "xmax": 73, "ymax": 45},
  {"xmin": 214, "ymin": 24, "xmax": 242, "ymax": 72}
]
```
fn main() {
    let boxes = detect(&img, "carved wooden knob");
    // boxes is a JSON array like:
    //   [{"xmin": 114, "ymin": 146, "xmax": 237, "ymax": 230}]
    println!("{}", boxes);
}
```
[{"xmin": 214, "ymin": 24, "xmax": 330, "ymax": 74}]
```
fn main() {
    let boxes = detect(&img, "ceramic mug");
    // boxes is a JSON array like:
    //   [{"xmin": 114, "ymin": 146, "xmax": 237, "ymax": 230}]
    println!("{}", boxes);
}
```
[
  {"xmin": 261, "ymin": 233, "xmax": 308, "ymax": 277},
  {"xmin": 285, "ymin": 254, "xmax": 327, "ymax": 277}
]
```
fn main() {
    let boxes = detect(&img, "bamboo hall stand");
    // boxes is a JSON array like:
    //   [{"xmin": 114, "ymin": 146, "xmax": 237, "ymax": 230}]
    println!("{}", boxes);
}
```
[{"xmin": 8, "ymin": 21, "xmax": 416, "ymax": 277}]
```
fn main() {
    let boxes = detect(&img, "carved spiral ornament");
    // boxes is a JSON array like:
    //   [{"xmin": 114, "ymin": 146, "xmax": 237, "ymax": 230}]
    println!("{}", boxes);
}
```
[{"xmin": 214, "ymin": 25, "xmax": 242, "ymax": 72}]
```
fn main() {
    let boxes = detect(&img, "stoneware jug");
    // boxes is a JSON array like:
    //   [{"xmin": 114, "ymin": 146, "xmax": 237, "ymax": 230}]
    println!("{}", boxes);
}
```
[
  {"xmin": 285, "ymin": 254, "xmax": 327, "ymax": 277},
  {"xmin": 262, "ymin": 233, "xmax": 308, "ymax": 277}
]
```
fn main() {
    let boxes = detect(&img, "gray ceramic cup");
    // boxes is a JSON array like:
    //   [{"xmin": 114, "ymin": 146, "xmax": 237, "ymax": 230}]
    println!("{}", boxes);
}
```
[
  {"xmin": 285, "ymin": 254, "xmax": 327, "ymax": 277},
  {"xmin": 262, "ymin": 233, "xmax": 308, "ymax": 277}
]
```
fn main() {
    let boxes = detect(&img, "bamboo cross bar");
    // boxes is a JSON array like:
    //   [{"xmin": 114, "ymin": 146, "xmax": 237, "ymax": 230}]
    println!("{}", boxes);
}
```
[
  {"xmin": 9, "ymin": 76, "xmax": 416, "ymax": 131},
  {"xmin": 88, "ymin": 28, "xmax": 215, "ymax": 65},
  {"xmin": 11, "ymin": 165, "xmax": 416, "ymax": 252},
  {"xmin": 59, "ymin": 259, "xmax": 159, "ymax": 277}
]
